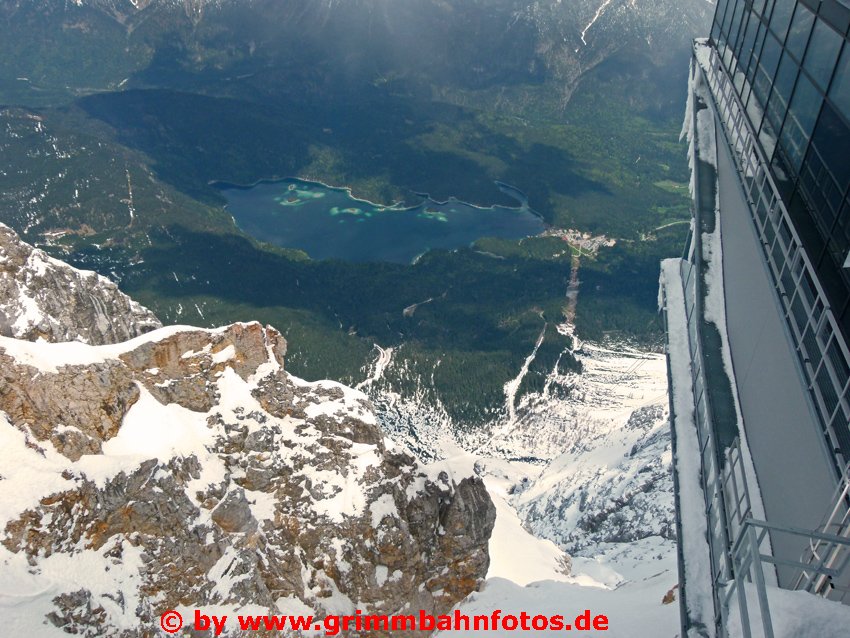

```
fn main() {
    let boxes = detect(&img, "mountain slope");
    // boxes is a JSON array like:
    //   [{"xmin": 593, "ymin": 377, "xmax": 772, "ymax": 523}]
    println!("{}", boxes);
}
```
[{"xmin": 0, "ymin": 225, "xmax": 496, "ymax": 637}]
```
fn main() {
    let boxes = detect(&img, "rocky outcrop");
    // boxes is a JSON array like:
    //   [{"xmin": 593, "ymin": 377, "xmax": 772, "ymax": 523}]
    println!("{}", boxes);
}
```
[
  {"xmin": 0, "ymin": 223, "xmax": 161, "ymax": 344},
  {"xmin": 0, "ymin": 321, "xmax": 495, "ymax": 637}
]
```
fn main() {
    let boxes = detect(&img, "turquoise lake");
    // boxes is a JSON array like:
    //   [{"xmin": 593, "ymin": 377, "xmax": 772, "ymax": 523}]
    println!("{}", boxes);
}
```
[{"xmin": 216, "ymin": 178, "xmax": 545, "ymax": 264}]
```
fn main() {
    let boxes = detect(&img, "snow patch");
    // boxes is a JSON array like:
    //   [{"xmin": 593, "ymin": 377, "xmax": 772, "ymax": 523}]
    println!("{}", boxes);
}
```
[
  {"xmin": 101, "ymin": 386, "xmax": 213, "ymax": 459},
  {"xmin": 580, "ymin": 0, "xmax": 616, "ymax": 46},
  {"xmin": 502, "ymin": 323, "xmax": 547, "ymax": 425}
]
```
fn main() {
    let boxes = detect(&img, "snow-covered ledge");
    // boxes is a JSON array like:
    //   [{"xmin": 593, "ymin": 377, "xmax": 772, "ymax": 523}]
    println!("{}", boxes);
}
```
[{"xmin": 660, "ymin": 258, "xmax": 715, "ymax": 638}]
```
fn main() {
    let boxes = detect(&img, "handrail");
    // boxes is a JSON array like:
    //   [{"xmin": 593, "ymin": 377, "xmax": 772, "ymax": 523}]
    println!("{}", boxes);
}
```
[
  {"xmin": 795, "ymin": 463, "xmax": 850, "ymax": 601},
  {"xmin": 695, "ymin": 40, "xmax": 850, "ymax": 482}
]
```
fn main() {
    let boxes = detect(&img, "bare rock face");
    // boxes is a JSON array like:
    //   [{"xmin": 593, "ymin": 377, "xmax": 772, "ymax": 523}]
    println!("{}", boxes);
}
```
[
  {"xmin": 0, "ymin": 223, "xmax": 161, "ymax": 344},
  {"xmin": 0, "ymin": 322, "xmax": 495, "ymax": 637}
]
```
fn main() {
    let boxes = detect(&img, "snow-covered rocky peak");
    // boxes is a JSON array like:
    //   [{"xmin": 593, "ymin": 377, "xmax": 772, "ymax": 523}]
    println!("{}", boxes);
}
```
[
  {"xmin": 0, "ymin": 321, "xmax": 495, "ymax": 636},
  {"xmin": 0, "ymin": 223, "xmax": 161, "ymax": 344}
]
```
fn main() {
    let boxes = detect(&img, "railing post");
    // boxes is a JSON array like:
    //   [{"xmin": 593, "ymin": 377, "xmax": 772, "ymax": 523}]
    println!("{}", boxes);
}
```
[
  {"xmin": 749, "ymin": 523, "xmax": 775, "ymax": 638},
  {"xmin": 734, "ymin": 550, "xmax": 752, "ymax": 638}
]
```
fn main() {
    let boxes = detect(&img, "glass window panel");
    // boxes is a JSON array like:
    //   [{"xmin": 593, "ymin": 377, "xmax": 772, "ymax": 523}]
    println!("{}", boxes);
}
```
[
  {"xmin": 765, "ymin": 0, "xmax": 777, "ymax": 19},
  {"xmin": 769, "ymin": 0, "xmax": 795, "ymax": 42},
  {"xmin": 760, "ymin": 31, "xmax": 783, "ymax": 79},
  {"xmin": 741, "ymin": 82, "xmax": 753, "ymax": 110},
  {"xmin": 828, "ymin": 236, "xmax": 849, "ymax": 272},
  {"xmin": 747, "ymin": 86, "xmax": 767, "ymax": 131},
  {"xmin": 734, "ymin": 68, "xmax": 746, "ymax": 94},
  {"xmin": 820, "ymin": 0, "xmax": 850, "ymax": 36},
  {"xmin": 778, "ymin": 215, "xmax": 793, "ymax": 247},
  {"xmin": 774, "ymin": 50, "xmax": 801, "ymax": 105},
  {"xmin": 766, "ymin": 88, "xmax": 787, "ymax": 131},
  {"xmin": 769, "ymin": 194, "xmax": 783, "ymax": 223},
  {"xmin": 812, "ymin": 101, "xmax": 850, "ymax": 195},
  {"xmin": 727, "ymin": 0, "xmax": 746, "ymax": 45},
  {"xmin": 737, "ymin": 12, "xmax": 758, "ymax": 67},
  {"xmin": 828, "ymin": 45, "xmax": 850, "ymax": 124},
  {"xmin": 735, "ymin": 11, "xmax": 758, "ymax": 55},
  {"xmin": 758, "ymin": 165, "xmax": 770, "ymax": 192},
  {"xmin": 780, "ymin": 72, "xmax": 823, "ymax": 169},
  {"xmin": 840, "ymin": 201, "xmax": 850, "ymax": 243},
  {"xmin": 759, "ymin": 114, "xmax": 779, "ymax": 159},
  {"xmin": 714, "ymin": 0, "xmax": 730, "ymax": 34},
  {"xmin": 780, "ymin": 117, "xmax": 808, "ymax": 170},
  {"xmin": 789, "ymin": 72, "xmax": 822, "ymax": 136},
  {"xmin": 747, "ymin": 25, "xmax": 767, "ymax": 82},
  {"xmin": 724, "ymin": 43, "xmax": 736, "ymax": 72},
  {"xmin": 813, "ymin": 179, "xmax": 840, "ymax": 231},
  {"xmin": 824, "ymin": 176, "xmax": 844, "ymax": 217},
  {"xmin": 786, "ymin": 3, "xmax": 815, "ymax": 62},
  {"xmin": 712, "ymin": 18, "xmax": 722, "ymax": 43},
  {"xmin": 806, "ymin": 182, "xmax": 831, "ymax": 231},
  {"xmin": 754, "ymin": 66, "xmax": 773, "ymax": 107},
  {"xmin": 801, "ymin": 159, "xmax": 818, "ymax": 197},
  {"xmin": 805, "ymin": 147, "xmax": 824, "ymax": 185},
  {"xmin": 803, "ymin": 18, "xmax": 843, "ymax": 91},
  {"xmin": 732, "ymin": 7, "xmax": 750, "ymax": 52}
]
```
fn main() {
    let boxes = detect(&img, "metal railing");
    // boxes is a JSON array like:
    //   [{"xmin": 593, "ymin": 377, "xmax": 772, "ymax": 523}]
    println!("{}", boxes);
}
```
[
  {"xmin": 695, "ymin": 41, "xmax": 850, "ymax": 481},
  {"xmin": 795, "ymin": 464, "xmax": 850, "ymax": 603},
  {"xmin": 724, "ymin": 514, "xmax": 850, "ymax": 638}
]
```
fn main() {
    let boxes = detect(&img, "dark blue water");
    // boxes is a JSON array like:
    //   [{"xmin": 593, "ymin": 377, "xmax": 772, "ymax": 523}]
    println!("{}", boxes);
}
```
[{"xmin": 216, "ymin": 178, "xmax": 545, "ymax": 263}]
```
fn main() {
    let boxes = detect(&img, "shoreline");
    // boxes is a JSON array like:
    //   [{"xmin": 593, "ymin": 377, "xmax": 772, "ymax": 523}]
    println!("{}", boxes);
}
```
[
  {"xmin": 209, "ymin": 176, "xmax": 410, "ymax": 211},
  {"xmin": 210, "ymin": 175, "xmax": 546, "ymax": 222}
]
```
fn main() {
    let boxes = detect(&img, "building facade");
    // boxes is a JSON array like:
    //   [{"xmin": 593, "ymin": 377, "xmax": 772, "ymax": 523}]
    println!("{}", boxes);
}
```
[
  {"xmin": 660, "ymin": 1, "xmax": 850, "ymax": 636},
  {"xmin": 713, "ymin": 0, "xmax": 850, "ymax": 465}
]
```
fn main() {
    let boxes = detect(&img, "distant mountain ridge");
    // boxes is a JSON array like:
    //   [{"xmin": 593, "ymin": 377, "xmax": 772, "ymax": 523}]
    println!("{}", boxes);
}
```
[{"xmin": 1, "ymin": 0, "xmax": 711, "ymax": 107}]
